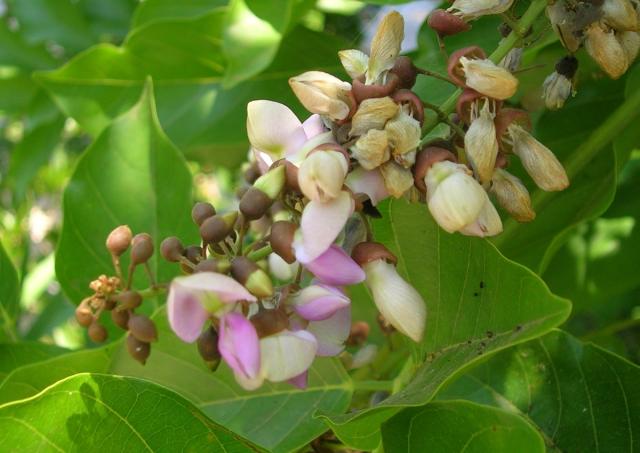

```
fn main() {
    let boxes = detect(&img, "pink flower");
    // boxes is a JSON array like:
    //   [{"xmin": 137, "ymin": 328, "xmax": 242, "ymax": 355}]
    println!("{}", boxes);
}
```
[
  {"xmin": 167, "ymin": 272, "xmax": 256, "ymax": 343},
  {"xmin": 306, "ymin": 307, "xmax": 351, "ymax": 356},
  {"xmin": 292, "ymin": 284, "xmax": 350, "ymax": 321},
  {"xmin": 218, "ymin": 313, "xmax": 261, "ymax": 386},
  {"xmin": 345, "ymin": 167, "xmax": 389, "ymax": 206},
  {"xmin": 302, "ymin": 245, "xmax": 365, "ymax": 286}
]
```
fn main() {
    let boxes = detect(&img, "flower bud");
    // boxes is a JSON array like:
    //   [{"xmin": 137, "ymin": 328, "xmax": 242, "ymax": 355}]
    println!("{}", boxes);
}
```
[
  {"xmin": 367, "ymin": 11, "xmax": 404, "ymax": 85},
  {"xmin": 425, "ymin": 161, "xmax": 487, "ymax": 233},
  {"xmin": 288, "ymin": 71, "xmax": 353, "ymax": 121},
  {"xmin": 195, "ymin": 258, "xmax": 230, "ymax": 274},
  {"xmin": 200, "ymin": 212, "xmax": 238, "ymax": 244},
  {"xmin": 88, "ymin": 320, "xmax": 108, "ymax": 343},
  {"xmin": 231, "ymin": 257, "xmax": 274, "ymax": 298},
  {"xmin": 458, "ymin": 56, "xmax": 518, "ymax": 99},
  {"xmin": 106, "ymin": 225, "xmax": 132, "ymax": 256},
  {"xmin": 508, "ymin": 124, "xmax": 569, "ymax": 191},
  {"xmin": 127, "ymin": 333, "xmax": 151, "ymax": 365},
  {"xmin": 292, "ymin": 284, "xmax": 350, "ymax": 321},
  {"xmin": 459, "ymin": 196, "xmax": 503, "ymax": 237},
  {"xmin": 197, "ymin": 326, "xmax": 221, "ymax": 370},
  {"xmin": 448, "ymin": 0, "xmax": 515, "ymax": 20},
  {"xmin": 116, "ymin": 290, "xmax": 142, "ymax": 310},
  {"xmin": 160, "ymin": 236, "xmax": 184, "ymax": 262},
  {"xmin": 338, "ymin": 49, "xmax": 369, "ymax": 79},
  {"xmin": 250, "ymin": 306, "xmax": 289, "ymax": 337},
  {"xmin": 464, "ymin": 101, "xmax": 498, "ymax": 184},
  {"xmin": 270, "ymin": 220, "xmax": 297, "ymax": 264},
  {"xmin": 255, "ymin": 164, "xmax": 285, "ymax": 200},
  {"xmin": 298, "ymin": 150, "xmax": 349, "ymax": 203},
  {"xmin": 542, "ymin": 72, "xmax": 573, "ymax": 110},
  {"xmin": 111, "ymin": 308, "xmax": 130, "ymax": 330},
  {"xmin": 128, "ymin": 314, "xmax": 158, "ymax": 343},
  {"xmin": 602, "ymin": 0, "xmax": 638, "ymax": 31},
  {"xmin": 380, "ymin": 161, "xmax": 414, "ymax": 198},
  {"xmin": 546, "ymin": 2, "xmax": 581, "ymax": 53},
  {"xmin": 353, "ymin": 243, "xmax": 425, "ymax": 342},
  {"xmin": 350, "ymin": 129, "xmax": 391, "ymax": 170},
  {"xmin": 191, "ymin": 202, "xmax": 216, "ymax": 226},
  {"xmin": 390, "ymin": 56, "xmax": 418, "ymax": 89},
  {"xmin": 499, "ymin": 47, "xmax": 522, "ymax": 72},
  {"xmin": 491, "ymin": 168, "xmax": 535, "ymax": 222},
  {"xmin": 75, "ymin": 300, "xmax": 93, "ymax": 327},
  {"xmin": 350, "ymin": 97, "xmax": 399, "ymax": 137},
  {"xmin": 130, "ymin": 233, "xmax": 154, "ymax": 265},
  {"xmin": 268, "ymin": 253, "xmax": 298, "ymax": 281},
  {"xmin": 428, "ymin": 9, "xmax": 471, "ymax": 37},
  {"xmin": 619, "ymin": 31, "xmax": 640, "ymax": 62},
  {"xmin": 351, "ymin": 344, "xmax": 378, "ymax": 369},
  {"xmin": 413, "ymin": 145, "xmax": 457, "ymax": 193},
  {"xmin": 239, "ymin": 187, "xmax": 272, "ymax": 221},
  {"xmin": 585, "ymin": 23, "xmax": 629, "ymax": 79}
]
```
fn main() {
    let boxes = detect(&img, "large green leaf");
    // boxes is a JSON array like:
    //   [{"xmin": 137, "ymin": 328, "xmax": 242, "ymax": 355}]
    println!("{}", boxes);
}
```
[
  {"xmin": 55, "ymin": 81, "xmax": 197, "ymax": 304},
  {"xmin": 0, "ymin": 241, "xmax": 20, "ymax": 340},
  {"xmin": 381, "ymin": 400, "xmax": 544, "ymax": 453},
  {"xmin": 36, "ymin": 10, "xmax": 346, "ymax": 167},
  {"xmin": 0, "ymin": 373, "xmax": 261, "ymax": 452},
  {"xmin": 0, "ymin": 313, "xmax": 353, "ymax": 453},
  {"xmin": 439, "ymin": 330, "xmax": 640, "ymax": 452},
  {"xmin": 320, "ymin": 199, "xmax": 571, "ymax": 450}
]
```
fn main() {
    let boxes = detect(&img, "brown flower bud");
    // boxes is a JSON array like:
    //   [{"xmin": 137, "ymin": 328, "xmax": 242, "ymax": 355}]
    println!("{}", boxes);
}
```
[
  {"xmin": 239, "ymin": 186, "xmax": 273, "ymax": 221},
  {"xmin": 160, "ymin": 236, "xmax": 184, "ymax": 262},
  {"xmin": 130, "ymin": 233, "xmax": 154, "ymax": 265},
  {"xmin": 106, "ymin": 225, "xmax": 132, "ymax": 256},
  {"xmin": 200, "ymin": 212, "xmax": 238, "ymax": 244},
  {"xmin": 428, "ymin": 9, "xmax": 471, "ymax": 37},
  {"xmin": 197, "ymin": 326, "xmax": 221, "ymax": 370},
  {"xmin": 351, "ymin": 73, "xmax": 400, "ymax": 104},
  {"xmin": 126, "ymin": 333, "xmax": 151, "ymax": 365},
  {"xmin": 128, "ymin": 314, "xmax": 158, "ymax": 343},
  {"xmin": 88, "ymin": 321, "xmax": 108, "ymax": 343},
  {"xmin": 195, "ymin": 258, "xmax": 230, "ymax": 274},
  {"xmin": 116, "ymin": 290, "xmax": 142, "ymax": 310},
  {"xmin": 231, "ymin": 257, "xmax": 273, "ymax": 298},
  {"xmin": 413, "ymin": 146, "xmax": 457, "ymax": 193},
  {"xmin": 270, "ymin": 221, "xmax": 297, "ymax": 264},
  {"xmin": 191, "ymin": 202, "xmax": 216, "ymax": 226},
  {"xmin": 352, "ymin": 241, "xmax": 397, "ymax": 266},
  {"xmin": 111, "ymin": 308, "xmax": 130, "ymax": 330},
  {"xmin": 244, "ymin": 163, "xmax": 261, "ymax": 184},
  {"xmin": 75, "ymin": 300, "xmax": 93, "ymax": 327},
  {"xmin": 390, "ymin": 56, "xmax": 418, "ymax": 89},
  {"xmin": 251, "ymin": 307, "xmax": 289, "ymax": 337}
]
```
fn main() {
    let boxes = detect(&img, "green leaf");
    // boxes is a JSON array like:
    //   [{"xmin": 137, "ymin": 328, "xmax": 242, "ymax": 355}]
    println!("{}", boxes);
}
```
[
  {"xmin": 55, "ymin": 80, "xmax": 197, "ymax": 304},
  {"xmin": 0, "ymin": 343, "xmax": 68, "ymax": 382},
  {"xmin": 0, "ymin": 241, "xmax": 20, "ymax": 339},
  {"xmin": 36, "ymin": 11, "xmax": 346, "ymax": 167},
  {"xmin": 0, "ymin": 313, "xmax": 353, "ymax": 452},
  {"xmin": 131, "ymin": 0, "xmax": 227, "ymax": 28},
  {"xmin": 321, "ymin": 199, "xmax": 570, "ymax": 451},
  {"xmin": 0, "ymin": 373, "xmax": 262, "ymax": 452},
  {"xmin": 0, "ymin": 22, "xmax": 58, "ymax": 70},
  {"xmin": 381, "ymin": 401, "xmax": 545, "ymax": 453},
  {"xmin": 439, "ymin": 330, "xmax": 640, "ymax": 452}
]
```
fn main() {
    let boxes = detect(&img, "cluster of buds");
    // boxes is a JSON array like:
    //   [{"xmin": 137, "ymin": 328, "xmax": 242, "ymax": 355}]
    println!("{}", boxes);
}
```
[
  {"xmin": 75, "ymin": 225, "xmax": 158, "ymax": 364},
  {"xmin": 547, "ymin": 0, "xmax": 639, "ymax": 80}
]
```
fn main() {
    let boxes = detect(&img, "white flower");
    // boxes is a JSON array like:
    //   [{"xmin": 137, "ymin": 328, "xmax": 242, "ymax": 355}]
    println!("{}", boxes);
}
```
[
  {"xmin": 464, "ymin": 101, "xmax": 498, "ymax": 184},
  {"xmin": 289, "ymin": 71, "xmax": 353, "ymax": 120},
  {"xmin": 298, "ymin": 150, "xmax": 348, "ymax": 202},
  {"xmin": 584, "ymin": 23, "xmax": 629, "ymax": 79},
  {"xmin": 491, "ymin": 168, "xmax": 535, "ymax": 222},
  {"xmin": 460, "ymin": 57, "xmax": 518, "ymax": 99},
  {"xmin": 448, "ymin": 0, "xmax": 515, "ymax": 20}
]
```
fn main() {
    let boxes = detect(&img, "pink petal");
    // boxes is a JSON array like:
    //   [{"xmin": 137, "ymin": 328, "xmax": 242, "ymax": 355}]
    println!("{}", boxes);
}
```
[
  {"xmin": 294, "ymin": 284, "xmax": 351, "ymax": 321},
  {"xmin": 176, "ymin": 272, "xmax": 256, "ymax": 304},
  {"xmin": 295, "ymin": 191, "xmax": 354, "ymax": 262},
  {"xmin": 167, "ymin": 287, "xmax": 209, "ymax": 343},
  {"xmin": 345, "ymin": 167, "xmax": 389, "ymax": 206},
  {"xmin": 301, "ymin": 114, "xmax": 326, "ymax": 139},
  {"xmin": 307, "ymin": 307, "xmax": 351, "ymax": 356},
  {"xmin": 303, "ymin": 245, "xmax": 365, "ymax": 286},
  {"xmin": 218, "ymin": 313, "xmax": 260, "ymax": 379},
  {"xmin": 288, "ymin": 371, "xmax": 309, "ymax": 389}
]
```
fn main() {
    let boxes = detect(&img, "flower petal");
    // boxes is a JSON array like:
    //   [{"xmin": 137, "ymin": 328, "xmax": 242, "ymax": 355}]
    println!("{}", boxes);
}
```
[
  {"xmin": 218, "ymin": 313, "xmax": 261, "ymax": 380},
  {"xmin": 288, "ymin": 371, "xmax": 308, "ymax": 389},
  {"xmin": 295, "ymin": 191, "xmax": 354, "ymax": 262},
  {"xmin": 302, "ymin": 114, "xmax": 326, "ymax": 139},
  {"xmin": 307, "ymin": 307, "xmax": 351, "ymax": 356},
  {"xmin": 345, "ymin": 167, "xmax": 389, "ymax": 206},
  {"xmin": 167, "ymin": 287, "xmax": 209, "ymax": 343},
  {"xmin": 293, "ymin": 284, "xmax": 351, "ymax": 321},
  {"xmin": 173, "ymin": 272, "xmax": 257, "ymax": 304},
  {"xmin": 303, "ymin": 245, "xmax": 365, "ymax": 286},
  {"xmin": 260, "ymin": 330, "xmax": 318, "ymax": 382},
  {"xmin": 247, "ymin": 100, "xmax": 307, "ymax": 159}
]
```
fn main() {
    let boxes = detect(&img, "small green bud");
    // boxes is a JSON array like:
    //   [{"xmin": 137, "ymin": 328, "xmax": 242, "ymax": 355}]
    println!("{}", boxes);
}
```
[
  {"xmin": 231, "ymin": 257, "xmax": 274, "ymax": 298},
  {"xmin": 254, "ymin": 165, "xmax": 285, "ymax": 200}
]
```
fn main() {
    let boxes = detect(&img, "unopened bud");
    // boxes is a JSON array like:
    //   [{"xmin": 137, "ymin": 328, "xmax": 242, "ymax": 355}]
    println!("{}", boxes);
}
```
[
  {"xmin": 111, "ymin": 308, "xmax": 130, "ymax": 330},
  {"xmin": 231, "ymin": 257, "xmax": 274, "ymax": 298},
  {"xmin": 254, "ymin": 165, "xmax": 285, "ymax": 201},
  {"xmin": 195, "ymin": 258, "xmax": 230, "ymax": 274},
  {"xmin": 117, "ymin": 290, "xmax": 142, "ymax": 310},
  {"xmin": 464, "ymin": 101, "xmax": 498, "ymax": 184},
  {"xmin": 181, "ymin": 245, "xmax": 202, "ymax": 273},
  {"xmin": 243, "ymin": 163, "xmax": 261, "ymax": 185},
  {"xmin": 298, "ymin": 150, "xmax": 349, "ymax": 203},
  {"xmin": 619, "ymin": 31, "xmax": 640, "ymax": 63},
  {"xmin": 197, "ymin": 326, "xmax": 221, "ymax": 370},
  {"xmin": 352, "ymin": 241, "xmax": 397, "ymax": 266},
  {"xmin": 106, "ymin": 225, "xmax": 132, "ymax": 256},
  {"xmin": 270, "ymin": 221, "xmax": 297, "ymax": 264},
  {"xmin": 413, "ymin": 145, "xmax": 457, "ymax": 193},
  {"xmin": 128, "ymin": 314, "xmax": 158, "ymax": 343},
  {"xmin": 191, "ymin": 202, "xmax": 216, "ymax": 226},
  {"xmin": 200, "ymin": 212, "xmax": 238, "ymax": 244},
  {"xmin": 160, "ymin": 236, "xmax": 184, "ymax": 262},
  {"xmin": 542, "ymin": 71, "xmax": 574, "ymax": 110},
  {"xmin": 602, "ymin": 0, "xmax": 638, "ymax": 31},
  {"xmin": 250, "ymin": 307, "xmax": 289, "ymax": 337},
  {"xmin": 127, "ymin": 333, "xmax": 151, "ymax": 365},
  {"xmin": 240, "ymin": 187, "xmax": 273, "ymax": 221},
  {"xmin": 288, "ymin": 71, "xmax": 353, "ymax": 121},
  {"xmin": 131, "ymin": 233, "xmax": 154, "ymax": 265},
  {"xmin": 88, "ymin": 320, "xmax": 108, "ymax": 343},
  {"xmin": 491, "ymin": 168, "xmax": 536, "ymax": 222},
  {"xmin": 458, "ymin": 56, "xmax": 518, "ymax": 99},
  {"xmin": 447, "ymin": 0, "xmax": 514, "ymax": 20},
  {"xmin": 75, "ymin": 300, "xmax": 93, "ymax": 327},
  {"xmin": 428, "ymin": 9, "xmax": 471, "ymax": 37},
  {"xmin": 585, "ymin": 23, "xmax": 629, "ymax": 79},
  {"xmin": 390, "ymin": 56, "xmax": 418, "ymax": 89}
]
